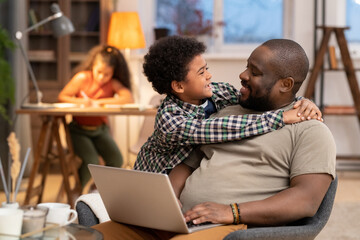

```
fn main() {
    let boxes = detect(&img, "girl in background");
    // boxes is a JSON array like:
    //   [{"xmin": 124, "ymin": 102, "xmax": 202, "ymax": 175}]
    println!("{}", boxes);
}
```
[{"xmin": 58, "ymin": 45, "xmax": 134, "ymax": 188}]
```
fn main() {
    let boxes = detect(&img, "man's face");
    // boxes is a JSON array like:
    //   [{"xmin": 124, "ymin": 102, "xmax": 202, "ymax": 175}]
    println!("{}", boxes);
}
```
[{"xmin": 238, "ymin": 46, "xmax": 280, "ymax": 111}]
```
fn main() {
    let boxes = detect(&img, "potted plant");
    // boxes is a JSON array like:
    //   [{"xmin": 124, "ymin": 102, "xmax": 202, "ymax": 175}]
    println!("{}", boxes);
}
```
[
  {"xmin": 0, "ymin": 19, "xmax": 15, "ymax": 124},
  {"xmin": 0, "ymin": 0, "xmax": 15, "ymax": 193}
]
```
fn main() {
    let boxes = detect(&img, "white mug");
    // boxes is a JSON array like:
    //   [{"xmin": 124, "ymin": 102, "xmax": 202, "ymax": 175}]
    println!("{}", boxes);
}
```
[
  {"xmin": 37, "ymin": 203, "xmax": 77, "ymax": 226},
  {"xmin": 0, "ymin": 208, "xmax": 23, "ymax": 238}
]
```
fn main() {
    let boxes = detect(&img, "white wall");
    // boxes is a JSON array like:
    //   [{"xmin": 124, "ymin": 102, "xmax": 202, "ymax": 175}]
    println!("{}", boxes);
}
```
[{"xmin": 114, "ymin": 0, "xmax": 360, "ymax": 164}]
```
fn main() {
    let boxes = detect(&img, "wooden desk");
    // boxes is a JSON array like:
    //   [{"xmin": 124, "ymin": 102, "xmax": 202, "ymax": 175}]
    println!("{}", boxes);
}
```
[{"xmin": 16, "ymin": 106, "xmax": 157, "ymax": 207}]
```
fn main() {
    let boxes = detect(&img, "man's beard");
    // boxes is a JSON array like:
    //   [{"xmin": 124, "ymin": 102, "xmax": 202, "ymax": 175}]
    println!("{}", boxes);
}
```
[{"xmin": 239, "ymin": 90, "xmax": 275, "ymax": 111}]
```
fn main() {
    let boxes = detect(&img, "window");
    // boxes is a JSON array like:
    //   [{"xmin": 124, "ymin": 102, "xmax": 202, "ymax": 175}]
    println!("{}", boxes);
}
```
[
  {"xmin": 346, "ymin": 0, "xmax": 360, "ymax": 42},
  {"xmin": 223, "ymin": 0, "xmax": 283, "ymax": 43},
  {"xmin": 156, "ymin": 0, "xmax": 285, "ymax": 50}
]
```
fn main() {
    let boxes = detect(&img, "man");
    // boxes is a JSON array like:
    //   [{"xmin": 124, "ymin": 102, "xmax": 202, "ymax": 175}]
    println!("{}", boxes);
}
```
[
  {"xmin": 180, "ymin": 39, "xmax": 336, "ymax": 228},
  {"xmin": 93, "ymin": 39, "xmax": 336, "ymax": 239}
]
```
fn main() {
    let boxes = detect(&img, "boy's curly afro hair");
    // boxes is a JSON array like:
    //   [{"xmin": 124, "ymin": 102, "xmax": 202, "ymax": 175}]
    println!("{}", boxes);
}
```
[{"xmin": 143, "ymin": 36, "xmax": 206, "ymax": 95}]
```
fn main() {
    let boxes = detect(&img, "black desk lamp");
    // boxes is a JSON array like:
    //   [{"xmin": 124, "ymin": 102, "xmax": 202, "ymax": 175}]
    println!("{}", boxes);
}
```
[{"xmin": 15, "ymin": 3, "xmax": 74, "ymax": 109}]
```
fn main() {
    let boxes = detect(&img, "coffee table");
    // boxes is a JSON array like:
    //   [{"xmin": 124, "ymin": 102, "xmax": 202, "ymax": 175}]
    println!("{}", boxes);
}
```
[{"xmin": 28, "ymin": 223, "xmax": 103, "ymax": 240}]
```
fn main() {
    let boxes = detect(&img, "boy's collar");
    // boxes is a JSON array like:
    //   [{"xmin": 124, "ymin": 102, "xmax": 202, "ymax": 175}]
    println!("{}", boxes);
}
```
[{"xmin": 200, "ymin": 99, "xmax": 209, "ymax": 108}]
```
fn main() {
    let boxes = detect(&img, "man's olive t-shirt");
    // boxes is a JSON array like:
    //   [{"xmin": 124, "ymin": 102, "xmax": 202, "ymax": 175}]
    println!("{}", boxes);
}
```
[{"xmin": 180, "ymin": 104, "xmax": 336, "ymax": 212}]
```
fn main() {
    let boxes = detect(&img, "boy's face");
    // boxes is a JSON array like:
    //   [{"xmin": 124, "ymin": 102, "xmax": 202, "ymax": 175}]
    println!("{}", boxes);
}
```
[
  {"xmin": 92, "ymin": 58, "xmax": 114, "ymax": 86},
  {"xmin": 176, "ymin": 54, "xmax": 213, "ymax": 105},
  {"xmin": 238, "ymin": 46, "xmax": 281, "ymax": 111}
]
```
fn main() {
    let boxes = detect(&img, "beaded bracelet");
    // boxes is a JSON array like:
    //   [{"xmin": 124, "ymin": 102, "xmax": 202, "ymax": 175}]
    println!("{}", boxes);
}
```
[
  {"xmin": 230, "ymin": 203, "xmax": 237, "ymax": 224},
  {"xmin": 236, "ymin": 203, "xmax": 241, "ymax": 224},
  {"xmin": 230, "ymin": 203, "xmax": 240, "ymax": 224}
]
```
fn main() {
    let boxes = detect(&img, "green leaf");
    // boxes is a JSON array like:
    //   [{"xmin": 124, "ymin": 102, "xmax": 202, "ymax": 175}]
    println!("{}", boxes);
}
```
[{"xmin": 0, "ymin": 5, "xmax": 16, "ymax": 124}]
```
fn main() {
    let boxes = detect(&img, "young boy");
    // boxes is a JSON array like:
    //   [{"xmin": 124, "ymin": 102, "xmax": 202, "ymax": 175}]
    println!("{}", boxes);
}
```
[{"xmin": 134, "ymin": 36, "xmax": 321, "ymax": 176}]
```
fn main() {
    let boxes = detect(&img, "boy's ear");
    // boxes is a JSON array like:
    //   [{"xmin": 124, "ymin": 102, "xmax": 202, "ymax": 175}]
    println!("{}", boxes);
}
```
[
  {"xmin": 171, "ymin": 80, "xmax": 184, "ymax": 94},
  {"xmin": 279, "ymin": 77, "xmax": 294, "ymax": 93}
]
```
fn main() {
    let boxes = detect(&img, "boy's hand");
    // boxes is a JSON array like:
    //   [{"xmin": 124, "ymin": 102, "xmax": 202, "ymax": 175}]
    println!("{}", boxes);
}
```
[
  {"xmin": 283, "ymin": 99, "xmax": 323, "ymax": 124},
  {"xmin": 294, "ymin": 98, "xmax": 322, "ymax": 121}
]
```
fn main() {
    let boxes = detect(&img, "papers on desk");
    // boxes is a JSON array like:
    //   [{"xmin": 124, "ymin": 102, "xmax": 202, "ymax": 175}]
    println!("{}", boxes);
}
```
[
  {"xmin": 22, "ymin": 103, "xmax": 83, "ymax": 109},
  {"xmin": 21, "ymin": 103, "xmax": 55, "ymax": 109},
  {"xmin": 53, "ymin": 103, "xmax": 82, "ymax": 108},
  {"xmin": 45, "ymin": 103, "xmax": 156, "ymax": 111},
  {"xmin": 104, "ymin": 103, "xmax": 154, "ymax": 111}
]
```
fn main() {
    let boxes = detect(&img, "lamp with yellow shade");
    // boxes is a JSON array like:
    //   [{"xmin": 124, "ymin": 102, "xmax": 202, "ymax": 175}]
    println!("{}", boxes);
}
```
[
  {"xmin": 107, "ymin": 12, "xmax": 146, "ymax": 59},
  {"xmin": 106, "ymin": 12, "xmax": 146, "ymax": 166}
]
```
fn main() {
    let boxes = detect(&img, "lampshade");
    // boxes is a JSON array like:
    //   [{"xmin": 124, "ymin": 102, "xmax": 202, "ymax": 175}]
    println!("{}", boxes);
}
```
[
  {"xmin": 107, "ymin": 12, "xmax": 146, "ymax": 49},
  {"xmin": 50, "ymin": 3, "xmax": 75, "ymax": 37}
]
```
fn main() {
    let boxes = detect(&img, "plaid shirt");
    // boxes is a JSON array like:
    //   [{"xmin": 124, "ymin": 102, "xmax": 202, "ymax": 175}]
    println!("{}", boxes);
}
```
[{"xmin": 134, "ymin": 82, "xmax": 285, "ymax": 173}]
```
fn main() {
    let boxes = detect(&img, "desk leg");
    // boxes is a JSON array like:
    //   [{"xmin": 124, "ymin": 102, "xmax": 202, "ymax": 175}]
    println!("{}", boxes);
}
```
[
  {"xmin": 38, "ymin": 126, "xmax": 56, "ymax": 203},
  {"xmin": 25, "ymin": 116, "xmax": 82, "ymax": 207},
  {"xmin": 24, "ymin": 116, "xmax": 52, "ymax": 205}
]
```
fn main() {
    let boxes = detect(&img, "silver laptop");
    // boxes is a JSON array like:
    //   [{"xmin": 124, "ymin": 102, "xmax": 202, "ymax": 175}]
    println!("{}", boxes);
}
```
[{"xmin": 88, "ymin": 164, "xmax": 222, "ymax": 233}]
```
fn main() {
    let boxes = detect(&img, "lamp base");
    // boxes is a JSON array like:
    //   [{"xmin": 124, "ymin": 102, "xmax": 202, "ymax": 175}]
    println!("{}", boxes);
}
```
[{"xmin": 21, "ymin": 102, "xmax": 55, "ymax": 109}]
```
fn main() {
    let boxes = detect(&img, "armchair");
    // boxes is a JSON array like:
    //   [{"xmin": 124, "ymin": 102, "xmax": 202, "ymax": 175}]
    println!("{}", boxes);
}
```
[
  {"xmin": 75, "ymin": 177, "xmax": 337, "ymax": 239},
  {"xmin": 224, "ymin": 177, "xmax": 338, "ymax": 240}
]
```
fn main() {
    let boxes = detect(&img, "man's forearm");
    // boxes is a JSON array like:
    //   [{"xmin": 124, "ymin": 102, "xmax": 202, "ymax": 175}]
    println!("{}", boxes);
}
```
[{"xmin": 238, "ymin": 174, "xmax": 332, "ymax": 226}]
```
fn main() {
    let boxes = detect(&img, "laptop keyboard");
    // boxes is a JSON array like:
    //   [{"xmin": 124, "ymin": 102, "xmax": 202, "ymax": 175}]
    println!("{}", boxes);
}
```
[{"xmin": 186, "ymin": 221, "xmax": 212, "ymax": 229}]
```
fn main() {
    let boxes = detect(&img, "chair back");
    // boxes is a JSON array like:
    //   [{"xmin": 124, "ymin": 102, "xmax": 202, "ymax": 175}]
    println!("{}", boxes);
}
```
[
  {"xmin": 290, "ymin": 176, "xmax": 338, "ymax": 228},
  {"xmin": 224, "ymin": 176, "xmax": 338, "ymax": 240},
  {"xmin": 76, "ymin": 177, "xmax": 338, "ymax": 237}
]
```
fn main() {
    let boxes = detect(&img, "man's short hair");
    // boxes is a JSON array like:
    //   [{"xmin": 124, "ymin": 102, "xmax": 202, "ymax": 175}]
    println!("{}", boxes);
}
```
[{"xmin": 262, "ymin": 39, "xmax": 309, "ymax": 94}]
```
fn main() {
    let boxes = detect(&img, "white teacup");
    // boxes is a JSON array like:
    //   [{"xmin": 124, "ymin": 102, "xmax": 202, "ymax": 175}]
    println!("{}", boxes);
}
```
[
  {"xmin": 37, "ymin": 203, "xmax": 77, "ymax": 226},
  {"xmin": 0, "ymin": 208, "xmax": 23, "ymax": 238}
]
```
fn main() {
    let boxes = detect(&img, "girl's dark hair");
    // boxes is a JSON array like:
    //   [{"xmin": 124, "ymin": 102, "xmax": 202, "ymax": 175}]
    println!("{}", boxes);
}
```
[
  {"xmin": 143, "ymin": 36, "xmax": 206, "ymax": 95},
  {"xmin": 73, "ymin": 45, "xmax": 132, "ymax": 91}
]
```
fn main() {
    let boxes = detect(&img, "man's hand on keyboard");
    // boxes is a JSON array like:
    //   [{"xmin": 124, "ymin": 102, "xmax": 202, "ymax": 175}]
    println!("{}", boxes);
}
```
[{"xmin": 183, "ymin": 202, "xmax": 233, "ymax": 225}]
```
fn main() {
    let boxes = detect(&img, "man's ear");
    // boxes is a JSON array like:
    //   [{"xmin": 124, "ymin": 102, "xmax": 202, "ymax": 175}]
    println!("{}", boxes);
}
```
[
  {"xmin": 171, "ymin": 80, "xmax": 184, "ymax": 94},
  {"xmin": 279, "ymin": 77, "xmax": 294, "ymax": 93}
]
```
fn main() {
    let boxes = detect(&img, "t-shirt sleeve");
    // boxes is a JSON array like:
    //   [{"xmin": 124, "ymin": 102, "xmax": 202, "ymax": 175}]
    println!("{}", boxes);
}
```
[
  {"xmin": 290, "ymin": 122, "xmax": 337, "ymax": 180},
  {"xmin": 183, "ymin": 147, "xmax": 204, "ymax": 169}
]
